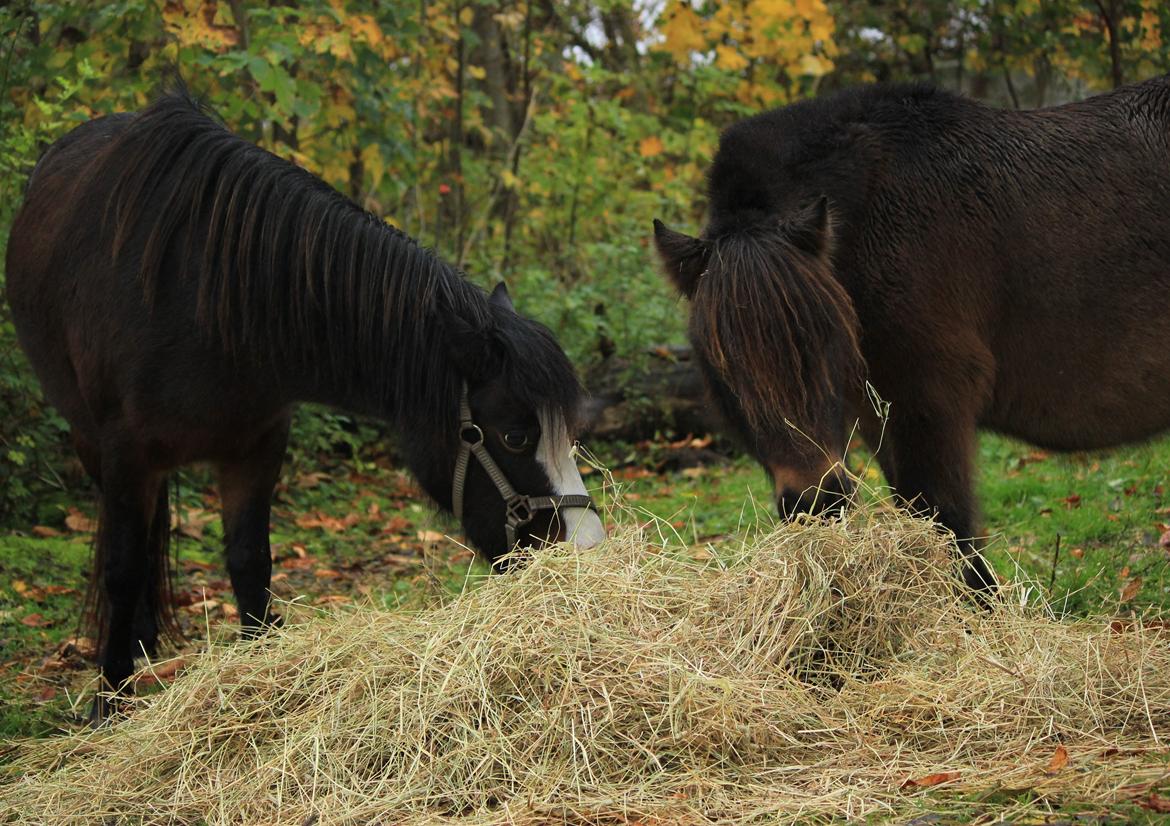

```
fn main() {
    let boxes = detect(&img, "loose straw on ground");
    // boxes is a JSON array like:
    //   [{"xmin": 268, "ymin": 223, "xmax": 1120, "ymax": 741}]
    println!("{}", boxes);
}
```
[{"xmin": 2, "ymin": 507, "xmax": 1168, "ymax": 824}]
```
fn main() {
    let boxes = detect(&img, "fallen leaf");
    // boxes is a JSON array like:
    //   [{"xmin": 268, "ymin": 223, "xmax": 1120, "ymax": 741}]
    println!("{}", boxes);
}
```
[
  {"xmin": 64, "ymin": 507, "xmax": 98, "ymax": 533},
  {"xmin": 43, "ymin": 585, "xmax": 76, "ymax": 596},
  {"xmin": 314, "ymin": 594, "xmax": 351, "ymax": 605},
  {"xmin": 417, "ymin": 530, "xmax": 445, "ymax": 543},
  {"xmin": 1143, "ymin": 793, "xmax": 1170, "ymax": 813},
  {"xmin": 901, "ymin": 771, "xmax": 961, "ymax": 789},
  {"xmin": 31, "ymin": 525, "xmax": 63, "ymax": 538},
  {"xmin": 21, "ymin": 613, "xmax": 52, "ymax": 628},
  {"xmin": 383, "ymin": 516, "xmax": 411, "ymax": 534},
  {"xmin": 1120, "ymin": 577, "xmax": 1143, "ymax": 603},
  {"xmin": 681, "ymin": 467, "xmax": 705, "ymax": 478},
  {"xmin": 58, "ymin": 636, "xmax": 97, "ymax": 659},
  {"xmin": 11, "ymin": 580, "xmax": 28, "ymax": 595},
  {"xmin": 314, "ymin": 568, "xmax": 341, "ymax": 579},
  {"xmin": 186, "ymin": 599, "xmax": 220, "ymax": 614},
  {"xmin": 1160, "ymin": 529, "xmax": 1170, "ymax": 550},
  {"xmin": 222, "ymin": 603, "xmax": 239, "ymax": 619},
  {"xmin": 1069, "ymin": 547, "xmax": 1085, "ymax": 559},
  {"xmin": 295, "ymin": 512, "xmax": 360, "ymax": 532},
  {"xmin": 175, "ymin": 507, "xmax": 217, "ymax": 540},
  {"xmin": 149, "ymin": 657, "xmax": 187, "ymax": 681},
  {"xmin": 1046, "ymin": 744, "xmax": 1069, "ymax": 773},
  {"xmin": 36, "ymin": 685, "xmax": 57, "ymax": 702},
  {"xmin": 1062, "ymin": 494, "xmax": 1081, "ymax": 509},
  {"xmin": 294, "ymin": 471, "xmax": 331, "ymax": 489}
]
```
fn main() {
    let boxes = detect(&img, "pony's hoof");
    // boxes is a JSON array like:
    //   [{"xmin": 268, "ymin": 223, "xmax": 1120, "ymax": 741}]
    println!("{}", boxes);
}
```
[
  {"xmin": 239, "ymin": 613, "xmax": 282, "ymax": 640},
  {"xmin": 86, "ymin": 692, "xmax": 126, "ymax": 727}
]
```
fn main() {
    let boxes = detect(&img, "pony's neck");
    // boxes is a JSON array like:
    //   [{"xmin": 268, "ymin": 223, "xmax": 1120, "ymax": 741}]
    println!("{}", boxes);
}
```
[{"xmin": 278, "ymin": 218, "xmax": 481, "ymax": 436}]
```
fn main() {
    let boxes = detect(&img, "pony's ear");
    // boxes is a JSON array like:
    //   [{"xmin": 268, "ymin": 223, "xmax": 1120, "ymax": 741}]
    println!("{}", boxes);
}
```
[
  {"xmin": 489, "ymin": 281, "xmax": 515, "ymax": 312},
  {"xmin": 785, "ymin": 196, "xmax": 834, "ymax": 258},
  {"xmin": 653, "ymin": 219, "xmax": 710, "ymax": 299}
]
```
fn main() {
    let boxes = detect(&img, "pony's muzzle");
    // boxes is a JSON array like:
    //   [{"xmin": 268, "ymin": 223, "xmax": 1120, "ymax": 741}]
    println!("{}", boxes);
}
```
[{"xmin": 776, "ymin": 470, "xmax": 854, "ymax": 519}]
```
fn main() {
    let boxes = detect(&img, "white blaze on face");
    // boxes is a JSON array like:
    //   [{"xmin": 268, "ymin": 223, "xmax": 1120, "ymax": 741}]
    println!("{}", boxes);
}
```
[{"xmin": 535, "ymin": 409, "xmax": 606, "ymax": 548}]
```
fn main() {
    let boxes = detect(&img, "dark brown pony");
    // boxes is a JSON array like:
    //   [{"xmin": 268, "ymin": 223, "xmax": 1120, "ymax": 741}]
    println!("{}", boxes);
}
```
[
  {"xmin": 655, "ymin": 76, "xmax": 1170, "ymax": 593},
  {"xmin": 5, "ymin": 87, "xmax": 604, "ymax": 718}
]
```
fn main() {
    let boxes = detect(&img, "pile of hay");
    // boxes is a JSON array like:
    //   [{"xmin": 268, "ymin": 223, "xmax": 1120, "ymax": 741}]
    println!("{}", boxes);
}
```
[{"xmin": 2, "ymin": 510, "xmax": 1168, "ymax": 824}]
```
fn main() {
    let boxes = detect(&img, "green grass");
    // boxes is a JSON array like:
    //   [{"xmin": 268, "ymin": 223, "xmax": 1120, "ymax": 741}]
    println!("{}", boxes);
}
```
[{"xmin": 977, "ymin": 434, "xmax": 1169, "ymax": 615}]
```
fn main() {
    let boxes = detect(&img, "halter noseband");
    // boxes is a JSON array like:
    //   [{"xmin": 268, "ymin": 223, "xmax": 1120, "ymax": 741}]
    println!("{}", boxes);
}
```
[{"xmin": 451, "ymin": 383, "xmax": 598, "ymax": 548}]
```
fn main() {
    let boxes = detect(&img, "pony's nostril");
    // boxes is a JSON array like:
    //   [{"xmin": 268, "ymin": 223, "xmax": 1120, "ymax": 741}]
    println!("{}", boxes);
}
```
[
  {"xmin": 778, "ymin": 487, "xmax": 811, "ymax": 518},
  {"xmin": 778, "ymin": 482, "xmax": 852, "ymax": 519}
]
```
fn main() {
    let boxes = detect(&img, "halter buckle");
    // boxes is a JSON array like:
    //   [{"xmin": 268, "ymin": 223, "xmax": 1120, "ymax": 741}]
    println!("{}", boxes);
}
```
[{"xmin": 460, "ymin": 423, "xmax": 484, "ymax": 446}]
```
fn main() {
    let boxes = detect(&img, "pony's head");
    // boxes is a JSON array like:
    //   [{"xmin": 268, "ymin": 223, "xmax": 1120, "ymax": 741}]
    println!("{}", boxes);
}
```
[
  {"xmin": 434, "ymin": 282, "xmax": 606, "ymax": 564},
  {"xmin": 654, "ymin": 198, "xmax": 862, "ymax": 518}
]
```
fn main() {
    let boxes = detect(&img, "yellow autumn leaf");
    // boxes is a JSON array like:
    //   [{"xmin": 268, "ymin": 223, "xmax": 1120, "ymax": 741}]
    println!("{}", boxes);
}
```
[
  {"xmin": 752, "ymin": 0, "xmax": 794, "ymax": 24},
  {"xmin": 799, "ymin": 53, "xmax": 831, "ymax": 76},
  {"xmin": 329, "ymin": 35, "xmax": 355, "ymax": 62},
  {"xmin": 660, "ymin": 2, "xmax": 707, "ymax": 62},
  {"xmin": 639, "ymin": 135, "xmax": 665, "ymax": 158},
  {"xmin": 467, "ymin": 64, "xmax": 487, "ymax": 80},
  {"xmin": 361, "ymin": 144, "xmax": 385, "ymax": 190},
  {"xmin": 810, "ymin": 16, "xmax": 835, "ymax": 43},
  {"xmin": 715, "ymin": 44, "xmax": 749, "ymax": 71},
  {"xmin": 794, "ymin": 0, "xmax": 826, "ymax": 21},
  {"xmin": 500, "ymin": 169, "xmax": 521, "ymax": 190},
  {"xmin": 349, "ymin": 14, "xmax": 383, "ymax": 45}
]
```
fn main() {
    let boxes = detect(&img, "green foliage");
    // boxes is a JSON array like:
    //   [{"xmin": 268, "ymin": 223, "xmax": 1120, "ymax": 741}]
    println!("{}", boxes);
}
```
[{"xmin": 1, "ymin": 0, "xmax": 1167, "ymax": 525}]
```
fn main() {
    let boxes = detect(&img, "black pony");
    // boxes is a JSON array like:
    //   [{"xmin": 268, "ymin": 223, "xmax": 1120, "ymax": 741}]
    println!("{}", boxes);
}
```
[
  {"xmin": 6, "ymin": 88, "xmax": 604, "ymax": 717},
  {"xmin": 656, "ymin": 76, "xmax": 1170, "ymax": 593}
]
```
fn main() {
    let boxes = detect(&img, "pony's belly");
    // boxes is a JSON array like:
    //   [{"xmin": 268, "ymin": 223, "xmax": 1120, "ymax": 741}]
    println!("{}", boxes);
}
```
[{"xmin": 986, "ymin": 370, "xmax": 1170, "ymax": 452}]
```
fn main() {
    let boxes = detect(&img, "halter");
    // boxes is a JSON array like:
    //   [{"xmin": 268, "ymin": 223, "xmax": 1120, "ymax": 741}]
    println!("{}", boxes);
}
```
[{"xmin": 451, "ymin": 383, "xmax": 598, "ymax": 548}]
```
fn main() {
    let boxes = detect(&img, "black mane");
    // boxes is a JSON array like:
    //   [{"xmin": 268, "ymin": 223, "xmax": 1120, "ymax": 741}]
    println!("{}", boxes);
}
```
[{"xmin": 92, "ymin": 87, "xmax": 579, "ymax": 437}]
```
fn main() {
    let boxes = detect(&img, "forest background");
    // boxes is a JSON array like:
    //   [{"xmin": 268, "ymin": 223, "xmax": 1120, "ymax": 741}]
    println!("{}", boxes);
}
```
[{"xmin": 1, "ymin": 0, "xmax": 1168, "ymax": 521}]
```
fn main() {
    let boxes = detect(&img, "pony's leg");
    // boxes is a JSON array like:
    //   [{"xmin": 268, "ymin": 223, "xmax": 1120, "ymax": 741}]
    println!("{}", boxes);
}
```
[
  {"xmin": 92, "ymin": 443, "xmax": 166, "ymax": 720},
  {"xmin": 887, "ymin": 413, "xmax": 998, "ymax": 594},
  {"xmin": 217, "ymin": 417, "xmax": 290, "ymax": 638}
]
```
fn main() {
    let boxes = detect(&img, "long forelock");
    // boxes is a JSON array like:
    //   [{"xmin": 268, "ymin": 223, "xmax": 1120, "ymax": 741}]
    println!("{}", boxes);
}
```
[
  {"xmin": 492, "ymin": 307, "xmax": 583, "ymax": 435},
  {"xmin": 691, "ymin": 225, "xmax": 862, "ymax": 437}
]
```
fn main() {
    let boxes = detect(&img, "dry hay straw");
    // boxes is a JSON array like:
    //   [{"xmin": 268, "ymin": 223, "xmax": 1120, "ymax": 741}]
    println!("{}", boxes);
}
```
[{"xmin": 2, "ymin": 506, "xmax": 1169, "ymax": 824}]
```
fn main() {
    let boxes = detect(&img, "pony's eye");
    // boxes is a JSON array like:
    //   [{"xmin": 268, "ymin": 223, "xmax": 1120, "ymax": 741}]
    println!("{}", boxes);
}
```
[{"xmin": 502, "ymin": 430, "xmax": 530, "ymax": 451}]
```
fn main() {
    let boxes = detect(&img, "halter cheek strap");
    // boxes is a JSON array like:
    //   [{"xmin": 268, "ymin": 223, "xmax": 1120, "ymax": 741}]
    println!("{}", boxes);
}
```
[{"xmin": 451, "ymin": 383, "xmax": 597, "ymax": 548}]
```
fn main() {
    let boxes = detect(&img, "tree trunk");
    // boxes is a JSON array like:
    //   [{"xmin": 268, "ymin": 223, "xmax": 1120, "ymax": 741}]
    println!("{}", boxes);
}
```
[
  {"xmin": 1095, "ymin": 0, "xmax": 1124, "ymax": 88},
  {"xmin": 582, "ymin": 346, "xmax": 720, "ymax": 441}
]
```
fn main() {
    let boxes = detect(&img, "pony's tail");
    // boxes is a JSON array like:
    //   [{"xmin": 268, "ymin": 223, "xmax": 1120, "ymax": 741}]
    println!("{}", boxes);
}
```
[{"xmin": 83, "ymin": 478, "xmax": 182, "ymax": 662}]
